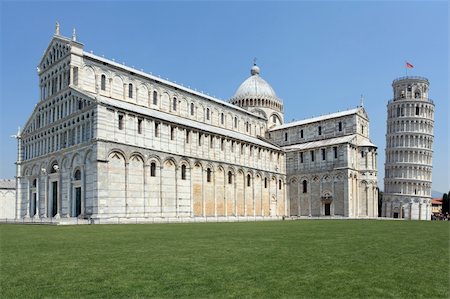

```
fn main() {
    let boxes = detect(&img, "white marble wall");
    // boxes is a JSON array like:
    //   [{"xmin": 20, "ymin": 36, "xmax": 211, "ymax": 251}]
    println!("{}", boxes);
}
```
[{"xmin": 0, "ymin": 188, "xmax": 16, "ymax": 219}]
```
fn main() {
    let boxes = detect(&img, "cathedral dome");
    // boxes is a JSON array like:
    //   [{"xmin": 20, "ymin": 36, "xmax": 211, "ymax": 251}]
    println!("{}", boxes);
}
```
[
  {"xmin": 230, "ymin": 63, "xmax": 284, "ymax": 126},
  {"xmin": 232, "ymin": 64, "xmax": 278, "ymax": 101}
]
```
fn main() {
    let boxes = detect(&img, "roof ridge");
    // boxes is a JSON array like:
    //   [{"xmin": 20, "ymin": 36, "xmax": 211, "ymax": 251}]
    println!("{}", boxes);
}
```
[{"xmin": 270, "ymin": 107, "xmax": 361, "ymax": 131}]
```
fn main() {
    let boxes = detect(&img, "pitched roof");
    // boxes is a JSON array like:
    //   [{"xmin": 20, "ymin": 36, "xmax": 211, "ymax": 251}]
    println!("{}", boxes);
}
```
[
  {"xmin": 358, "ymin": 138, "xmax": 378, "ymax": 148},
  {"xmin": 432, "ymin": 198, "xmax": 443, "ymax": 204},
  {"xmin": 282, "ymin": 134, "xmax": 357, "ymax": 151},
  {"xmin": 270, "ymin": 107, "xmax": 362, "ymax": 131},
  {"xmin": 0, "ymin": 179, "xmax": 16, "ymax": 189},
  {"xmin": 83, "ymin": 52, "xmax": 265, "ymax": 120},
  {"xmin": 80, "ymin": 90, "xmax": 282, "ymax": 151}
]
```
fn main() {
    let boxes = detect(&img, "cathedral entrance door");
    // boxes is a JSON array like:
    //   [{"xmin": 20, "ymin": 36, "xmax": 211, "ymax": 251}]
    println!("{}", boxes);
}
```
[
  {"xmin": 51, "ymin": 181, "xmax": 58, "ymax": 217},
  {"xmin": 75, "ymin": 187, "xmax": 82, "ymax": 217},
  {"xmin": 325, "ymin": 203, "xmax": 331, "ymax": 216}
]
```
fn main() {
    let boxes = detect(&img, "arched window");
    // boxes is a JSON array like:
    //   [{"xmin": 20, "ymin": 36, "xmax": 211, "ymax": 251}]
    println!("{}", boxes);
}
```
[
  {"xmin": 415, "ymin": 91, "xmax": 420, "ymax": 99},
  {"xmin": 190, "ymin": 103, "xmax": 195, "ymax": 116},
  {"xmin": 128, "ymin": 83, "xmax": 133, "ymax": 98},
  {"xmin": 32, "ymin": 178, "xmax": 37, "ymax": 187},
  {"xmin": 234, "ymin": 117, "xmax": 238, "ymax": 128},
  {"xmin": 264, "ymin": 177, "xmax": 268, "ymax": 188},
  {"xmin": 173, "ymin": 97, "xmax": 177, "ymax": 111},
  {"xmin": 278, "ymin": 180, "xmax": 282, "ymax": 190},
  {"xmin": 338, "ymin": 122, "xmax": 342, "ymax": 131},
  {"xmin": 206, "ymin": 108, "xmax": 210, "ymax": 120},
  {"xmin": 416, "ymin": 106, "xmax": 420, "ymax": 116},
  {"xmin": 221, "ymin": 113, "xmax": 224, "ymax": 124},
  {"xmin": 101, "ymin": 74, "xmax": 106, "ymax": 91},
  {"xmin": 247, "ymin": 174, "xmax": 251, "ymax": 187},
  {"xmin": 154, "ymin": 122, "xmax": 159, "ymax": 137},
  {"xmin": 302, "ymin": 180, "xmax": 308, "ymax": 193},
  {"xmin": 228, "ymin": 171, "xmax": 233, "ymax": 184},
  {"xmin": 150, "ymin": 162, "xmax": 156, "ymax": 177},
  {"xmin": 318, "ymin": 126, "xmax": 322, "ymax": 135},
  {"xmin": 74, "ymin": 169, "xmax": 81, "ymax": 180},
  {"xmin": 170, "ymin": 126, "xmax": 175, "ymax": 140},
  {"xmin": 118, "ymin": 114, "xmax": 124, "ymax": 130},
  {"xmin": 153, "ymin": 91, "xmax": 158, "ymax": 105},
  {"xmin": 181, "ymin": 165, "xmax": 186, "ymax": 180},
  {"xmin": 207, "ymin": 168, "xmax": 212, "ymax": 182}
]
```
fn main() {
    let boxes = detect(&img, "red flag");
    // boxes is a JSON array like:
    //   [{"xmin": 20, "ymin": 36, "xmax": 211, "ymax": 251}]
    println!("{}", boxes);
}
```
[{"xmin": 406, "ymin": 62, "xmax": 414, "ymax": 68}]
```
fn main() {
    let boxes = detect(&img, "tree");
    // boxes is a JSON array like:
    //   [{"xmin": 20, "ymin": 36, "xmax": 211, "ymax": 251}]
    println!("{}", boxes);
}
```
[
  {"xmin": 442, "ymin": 192, "xmax": 449, "ymax": 214},
  {"xmin": 378, "ymin": 189, "xmax": 383, "ymax": 217}
]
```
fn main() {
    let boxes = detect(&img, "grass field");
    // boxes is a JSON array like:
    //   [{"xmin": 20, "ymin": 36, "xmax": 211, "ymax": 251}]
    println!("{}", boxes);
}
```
[{"xmin": 0, "ymin": 220, "xmax": 448, "ymax": 298}]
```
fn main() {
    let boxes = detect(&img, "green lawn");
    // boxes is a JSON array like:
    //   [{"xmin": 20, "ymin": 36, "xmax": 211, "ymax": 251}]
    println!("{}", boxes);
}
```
[{"xmin": 0, "ymin": 220, "xmax": 448, "ymax": 298}]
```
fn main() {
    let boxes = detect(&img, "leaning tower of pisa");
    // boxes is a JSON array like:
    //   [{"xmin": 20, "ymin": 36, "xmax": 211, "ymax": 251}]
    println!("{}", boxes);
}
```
[{"xmin": 383, "ymin": 76, "xmax": 435, "ymax": 220}]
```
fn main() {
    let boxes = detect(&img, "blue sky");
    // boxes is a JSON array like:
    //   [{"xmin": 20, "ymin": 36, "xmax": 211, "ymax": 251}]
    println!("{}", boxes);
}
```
[{"xmin": 0, "ymin": 1, "xmax": 448, "ymax": 192}]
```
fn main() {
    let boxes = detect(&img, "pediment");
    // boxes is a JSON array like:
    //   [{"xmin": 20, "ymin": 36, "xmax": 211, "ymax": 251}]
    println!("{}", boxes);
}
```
[
  {"xmin": 357, "ymin": 107, "xmax": 369, "ymax": 121},
  {"xmin": 38, "ymin": 36, "xmax": 72, "ymax": 72},
  {"xmin": 21, "ymin": 87, "xmax": 97, "ymax": 136}
]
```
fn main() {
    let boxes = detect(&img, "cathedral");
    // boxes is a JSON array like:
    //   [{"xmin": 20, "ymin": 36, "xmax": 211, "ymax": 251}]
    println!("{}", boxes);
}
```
[{"xmin": 14, "ymin": 26, "xmax": 378, "ymax": 223}]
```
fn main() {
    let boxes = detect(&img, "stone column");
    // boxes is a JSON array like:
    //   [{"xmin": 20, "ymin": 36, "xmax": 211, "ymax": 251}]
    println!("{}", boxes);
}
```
[
  {"xmin": 35, "ymin": 179, "xmax": 40, "ymax": 218},
  {"xmin": 25, "ymin": 179, "xmax": 30, "ymax": 218},
  {"xmin": 224, "ymin": 171, "xmax": 228, "ymax": 217},
  {"xmin": 159, "ymin": 165, "xmax": 163, "ymax": 216},
  {"xmin": 44, "ymin": 173, "xmax": 49, "ymax": 217},
  {"xmin": 68, "ymin": 176, "xmax": 73, "ymax": 217},
  {"xmin": 143, "ymin": 164, "xmax": 149, "ymax": 217},
  {"xmin": 355, "ymin": 177, "xmax": 359, "ymax": 217},
  {"xmin": 297, "ymin": 180, "xmax": 301, "ymax": 216},
  {"xmin": 125, "ymin": 162, "xmax": 129, "ymax": 217},
  {"xmin": 308, "ymin": 181, "xmax": 312, "ymax": 217},
  {"xmin": 15, "ymin": 129, "xmax": 23, "ymax": 219},
  {"xmin": 213, "ymin": 169, "xmax": 217, "ymax": 218},
  {"xmin": 175, "ymin": 165, "xmax": 179, "ymax": 218},
  {"xmin": 418, "ymin": 202, "xmax": 422, "ymax": 220},
  {"xmin": 202, "ymin": 168, "xmax": 206, "ymax": 217},
  {"xmin": 252, "ymin": 175, "xmax": 256, "ymax": 217},
  {"xmin": 95, "ymin": 74, "xmax": 99, "ymax": 95},
  {"xmin": 136, "ymin": 86, "xmax": 139, "ymax": 104},
  {"xmin": 55, "ymin": 171, "xmax": 62, "ymax": 219},
  {"xmin": 234, "ymin": 175, "xmax": 237, "ymax": 217}
]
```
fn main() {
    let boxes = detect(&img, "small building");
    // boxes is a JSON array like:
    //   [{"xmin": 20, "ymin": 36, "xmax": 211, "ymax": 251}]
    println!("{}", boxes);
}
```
[
  {"xmin": 431, "ymin": 198, "xmax": 442, "ymax": 214},
  {"xmin": 0, "ymin": 179, "xmax": 16, "ymax": 219}
]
